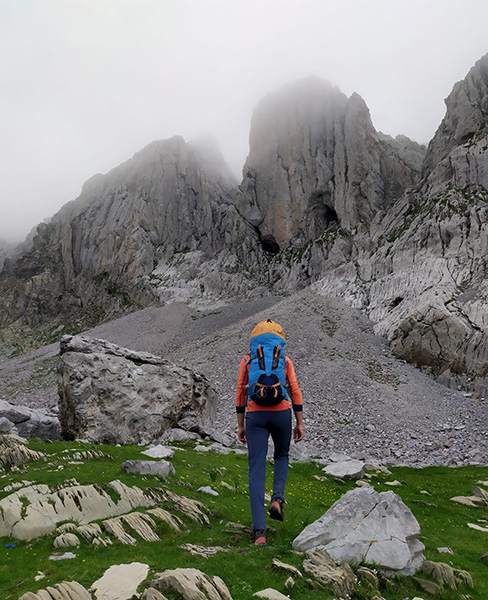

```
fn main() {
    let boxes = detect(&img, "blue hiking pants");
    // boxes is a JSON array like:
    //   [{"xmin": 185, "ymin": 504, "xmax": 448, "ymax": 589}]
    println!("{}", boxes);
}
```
[{"xmin": 245, "ymin": 408, "xmax": 292, "ymax": 531}]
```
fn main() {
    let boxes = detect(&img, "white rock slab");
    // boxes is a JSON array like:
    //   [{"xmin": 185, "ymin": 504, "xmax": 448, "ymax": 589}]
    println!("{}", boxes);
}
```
[
  {"xmin": 254, "ymin": 589, "xmax": 290, "ymax": 599},
  {"xmin": 91, "ymin": 562, "xmax": 149, "ymax": 600},
  {"xmin": 142, "ymin": 445, "xmax": 175, "ymax": 459},
  {"xmin": 322, "ymin": 459, "xmax": 365, "ymax": 480},
  {"xmin": 197, "ymin": 486, "xmax": 219, "ymax": 496}
]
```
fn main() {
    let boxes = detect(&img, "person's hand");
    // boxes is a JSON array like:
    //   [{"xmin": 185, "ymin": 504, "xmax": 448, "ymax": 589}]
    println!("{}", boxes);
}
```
[
  {"xmin": 238, "ymin": 424, "xmax": 247, "ymax": 444},
  {"xmin": 293, "ymin": 423, "xmax": 304, "ymax": 443}
]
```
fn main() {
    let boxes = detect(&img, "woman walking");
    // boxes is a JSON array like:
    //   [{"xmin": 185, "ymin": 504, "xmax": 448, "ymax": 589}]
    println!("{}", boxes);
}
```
[{"xmin": 236, "ymin": 319, "xmax": 304, "ymax": 546}]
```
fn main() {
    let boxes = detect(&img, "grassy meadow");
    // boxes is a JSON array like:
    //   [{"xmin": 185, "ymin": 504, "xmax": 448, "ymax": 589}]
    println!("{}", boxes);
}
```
[{"xmin": 0, "ymin": 438, "xmax": 487, "ymax": 599}]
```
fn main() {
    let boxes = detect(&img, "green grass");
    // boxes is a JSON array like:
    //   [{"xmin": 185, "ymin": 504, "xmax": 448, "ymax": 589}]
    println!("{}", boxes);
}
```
[{"xmin": 0, "ymin": 439, "xmax": 487, "ymax": 599}]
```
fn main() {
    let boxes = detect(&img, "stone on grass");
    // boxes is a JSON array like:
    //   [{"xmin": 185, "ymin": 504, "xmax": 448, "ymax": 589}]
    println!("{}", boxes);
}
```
[
  {"xmin": 302, "ymin": 549, "xmax": 356, "ymax": 597},
  {"xmin": 357, "ymin": 566, "xmax": 379, "ymax": 589},
  {"xmin": 0, "ymin": 434, "xmax": 45, "ymax": 469},
  {"xmin": 142, "ymin": 588, "xmax": 169, "ymax": 600},
  {"xmin": 49, "ymin": 552, "xmax": 76, "ymax": 560},
  {"xmin": 152, "ymin": 567, "xmax": 233, "ymax": 600},
  {"xmin": 122, "ymin": 459, "xmax": 175, "ymax": 478},
  {"xmin": 271, "ymin": 558, "xmax": 302, "ymax": 578},
  {"xmin": 284, "ymin": 577, "xmax": 294, "ymax": 589},
  {"xmin": 90, "ymin": 562, "xmax": 149, "ymax": 600},
  {"xmin": 292, "ymin": 486, "xmax": 424, "ymax": 576},
  {"xmin": 53, "ymin": 533, "xmax": 80, "ymax": 548},
  {"xmin": 0, "ymin": 479, "xmax": 159, "ymax": 541},
  {"xmin": 180, "ymin": 543, "xmax": 228, "ymax": 558},
  {"xmin": 254, "ymin": 589, "xmax": 289, "ymax": 599},
  {"xmin": 160, "ymin": 428, "xmax": 199, "ymax": 442},
  {"xmin": 18, "ymin": 581, "xmax": 92, "ymax": 600},
  {"xmin": 412, "ymin": 577, "xmax": 442, "ymax": 596},
  {"xmin": 142, "ymin": 445, "xmax": 175, "ymax": 459},
  {"xmin": 322, "ymin": 459, "xmax": 365, "ymax": 480},
  {"xmin": 197, "ymin": 485, "xmax": 219, "ymax": 496},
  {"xmin": 103, "ymin": 512, "xmax": 160, "ymax": 544}
]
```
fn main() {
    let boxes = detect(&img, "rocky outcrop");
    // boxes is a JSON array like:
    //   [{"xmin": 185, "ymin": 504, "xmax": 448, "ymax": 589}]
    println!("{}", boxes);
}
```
[
  {"xmin": 0, "ymin": 479, "xmax": 160, "ymax": 540},
  {"xmin": 151, "ymin": 568, "xmax": 233, "ymax": 600},
  {"xmin": 292, "ymin": 486, "xmax": 425, "ymax": 576},
  {"xmin": 57, "ymin": 335, "xmax": 216, "ymax": 444},
  {"xmin": 19, "ymin": 581, "xmax": 92, "ymax": 600},
  {"xmin": 0, "ymin": 399, "xmax": 59, "ymax": 439},
  {"xmin": 309, "ymin": 53, "xmax": 488, "ymax": 391},
  {"xmin": 302, "ymin": 549, "xmax": 356, "ymax": 597},
  {"xmin": 239, "ymin": 77, "xmax": 424, "ymax": 248},
  {"xmin": 0, "ymin": 136, "xmax": 260, "ymax": 351},
  {"xmin": 1, "ymin": 53, "xmax": 488, "ymax": 393}
]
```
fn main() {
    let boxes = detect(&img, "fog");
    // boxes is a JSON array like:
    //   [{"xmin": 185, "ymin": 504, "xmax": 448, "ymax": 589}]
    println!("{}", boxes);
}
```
[{"xmin": 1, "ymin": 0, "xmax": 487, "ymax": 244}]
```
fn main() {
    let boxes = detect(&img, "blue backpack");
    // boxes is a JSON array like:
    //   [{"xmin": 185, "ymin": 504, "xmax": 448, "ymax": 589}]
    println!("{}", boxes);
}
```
[{"xmin": 247, "ymin": 329, "xmax": 288, "ymax": 406}]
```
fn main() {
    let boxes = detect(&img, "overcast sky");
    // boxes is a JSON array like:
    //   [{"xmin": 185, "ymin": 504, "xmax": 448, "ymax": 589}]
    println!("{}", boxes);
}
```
[{"xmin": 1, "ymin": 0, "xmax": 487, "ymax": 244}]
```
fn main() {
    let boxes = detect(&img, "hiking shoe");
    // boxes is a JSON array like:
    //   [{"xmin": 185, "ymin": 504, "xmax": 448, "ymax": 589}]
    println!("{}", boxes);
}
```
[
  {"xmin": 269, "ymin": 498, "xmax": 284, "ymax": 522},
  {"xmin": 251, "ymin": 529, "xmax": 267, "ymax": 546}
]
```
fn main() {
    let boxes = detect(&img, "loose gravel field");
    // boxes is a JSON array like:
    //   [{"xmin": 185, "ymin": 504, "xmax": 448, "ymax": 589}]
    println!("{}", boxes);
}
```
[{"xmin": 1, "ymin": 289, "xmax": 487, "ymax": 467}]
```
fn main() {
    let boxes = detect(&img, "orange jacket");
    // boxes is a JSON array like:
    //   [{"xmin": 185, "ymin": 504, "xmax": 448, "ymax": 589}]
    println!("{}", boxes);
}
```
[{"xmin": 236, "ymin": 355, "xmax": 303, "ymax": 413}]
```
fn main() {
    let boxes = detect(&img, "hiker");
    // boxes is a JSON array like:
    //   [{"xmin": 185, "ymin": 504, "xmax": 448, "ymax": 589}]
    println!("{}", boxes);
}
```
[{"xmin": 236, "ymin": 319, "xmax": 304, "ymax": 546}]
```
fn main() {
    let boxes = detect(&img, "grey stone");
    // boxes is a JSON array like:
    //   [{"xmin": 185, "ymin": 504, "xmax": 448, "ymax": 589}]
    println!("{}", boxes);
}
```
[
  {"xmin": 322, "ymin": 459, "xmax": 365, "ymax": 480},
  {"xmin": 122, "ymin": 460, "xmax": 175, "ymax": 478},
  {"xmin": 142, "ymin": 445, "xmax": 175, "ymax": 459},
  {"xmin": 292, "ymin": 486, "xmax": 425, "ymax": 576},
  {"xmin": 142, "ymin": 588, "xmax": 169, "ymax": 600},
  {"xmin": 0, "ymin": 434, "xmax": 45, "ymax": 469},
  {"xmin": 0, "ymin": 479, "xmax": 160, "ymax": 541},
  {"xmin": 53, "ymin": 533, "xmax": 80, "ymax": 548},
  {"xmin": 0, "ymin": 400, "xmax": 59, "ymax": 439},
  {"xmin": 151, "ymin": 567, "xmax": 233, "ymax": 600},
  {"xmin": 90, "ymin": 562, "xmax": 150, "ymax": 600},
  {"xmin": 0, "ymin": 417, "xmax": 16, "ymax": 434},
  {"xmin": 49, "ymin": 552, "xmax": 77, "ymax": 560},
  {"xmin": 302, "ymin": 548, "xmax": 356, "ymax": 597},
  {"xmin": 254, "ymin": 590, "xmax": 289, "ymax": 600},
  {"xmin": 197, "ymin": 486, "xmax": 219, "ymax": 496},
  {"xmin": 18, "ymin": 581, "xmax": 92, "ymax": 600},
  {"xmin": 57, "ymin": 335, "xmax": 216, "ymax": 445},
  {"xmin": 160, "ymin": 428, "xmax": 200, "ymax": 442}
]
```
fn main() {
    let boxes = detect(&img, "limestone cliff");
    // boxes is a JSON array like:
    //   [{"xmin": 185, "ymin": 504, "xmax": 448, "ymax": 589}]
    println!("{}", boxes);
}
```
[
  {"xmin": 1, "ymin": 54, "xmax": 488, "ymax": 395},
  {"xmin": 0, "ymin": 136, "xmax": 261, "ymax": 352},
  {"xmin": 239, "ymin": 77, "xmax": 425, "ymax": 249},
  {"xmin": 310, "ymin": 53, "xmax": 488, "ymax": 395}
]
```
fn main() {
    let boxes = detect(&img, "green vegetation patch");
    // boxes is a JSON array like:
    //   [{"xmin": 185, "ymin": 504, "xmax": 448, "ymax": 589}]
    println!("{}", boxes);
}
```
[
  {"xmin": 367, "ymin": 359, "xmax": 401, "ymax": 389},
  {"xmin": 0, "ymin": 439, "xmax": 487, "ymax": 600}
]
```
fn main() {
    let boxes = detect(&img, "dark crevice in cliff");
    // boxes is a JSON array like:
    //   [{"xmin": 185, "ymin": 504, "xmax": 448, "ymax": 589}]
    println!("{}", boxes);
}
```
[{"xmin": 253, "ymin": 226, "xmax": 280, "ymax": 254}]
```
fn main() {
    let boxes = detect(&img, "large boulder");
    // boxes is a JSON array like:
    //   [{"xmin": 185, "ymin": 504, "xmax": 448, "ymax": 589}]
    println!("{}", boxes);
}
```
[
  {"xmin": 292, "ymin": 486, "xmax": 425, "ymax": 576},
  {"xmin": 57, "ymin": 335, "xmax": 216, "ymax": 444}
]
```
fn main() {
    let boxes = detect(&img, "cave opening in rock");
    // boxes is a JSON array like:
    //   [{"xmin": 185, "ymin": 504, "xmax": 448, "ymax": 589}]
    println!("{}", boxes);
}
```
[{"xmin": 254, "ymin": 226, "xmax": 280, "ymax": 254}]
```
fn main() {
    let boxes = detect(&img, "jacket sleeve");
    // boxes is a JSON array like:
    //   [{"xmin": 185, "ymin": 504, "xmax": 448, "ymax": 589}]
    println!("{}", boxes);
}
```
[
  {"xmin": 285, "ymin": 357, "xmax": 303, "ymax": 412},
  {"xmin": 236, "ymin": 357, "xmax": 249, "ymax": 413}
]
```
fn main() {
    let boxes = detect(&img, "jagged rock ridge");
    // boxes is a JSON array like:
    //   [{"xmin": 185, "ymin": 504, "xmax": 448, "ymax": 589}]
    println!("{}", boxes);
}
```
[{"xmin": 1, "ymin": 53, "xmax": 488, "ymax": 394}]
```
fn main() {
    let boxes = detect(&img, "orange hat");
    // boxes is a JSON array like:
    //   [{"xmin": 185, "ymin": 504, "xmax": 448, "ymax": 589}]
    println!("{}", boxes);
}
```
[{"xmin": 250, "ymin": 319, "xmax": 286, "ymax": 341}]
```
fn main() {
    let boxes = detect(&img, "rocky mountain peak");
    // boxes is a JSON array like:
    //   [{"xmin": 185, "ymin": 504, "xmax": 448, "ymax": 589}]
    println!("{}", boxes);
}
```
[
  {"xmin": 240, "ymin": 77, "xmax": 424, "ymax": 249},
  {"xmin": 422, "ymin": 52, "xmax": 488, "ymax": 182}
]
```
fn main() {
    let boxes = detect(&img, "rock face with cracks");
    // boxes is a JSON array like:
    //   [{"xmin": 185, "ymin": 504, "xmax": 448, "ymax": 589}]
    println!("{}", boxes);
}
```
[
  {"xmin": 292, "ymin": 486, "xmax": 425, "ymax": 576},
  {"xmin": 0, "ymin": 479, "xmax": 159, "ymax": 541},
  {"xmin": 57, "ymin": 335, "xmax": 216, "ymax": 444},
  {"xmin": 1, "ymin": 53, "xmax": 488, "ymax": 396}
]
